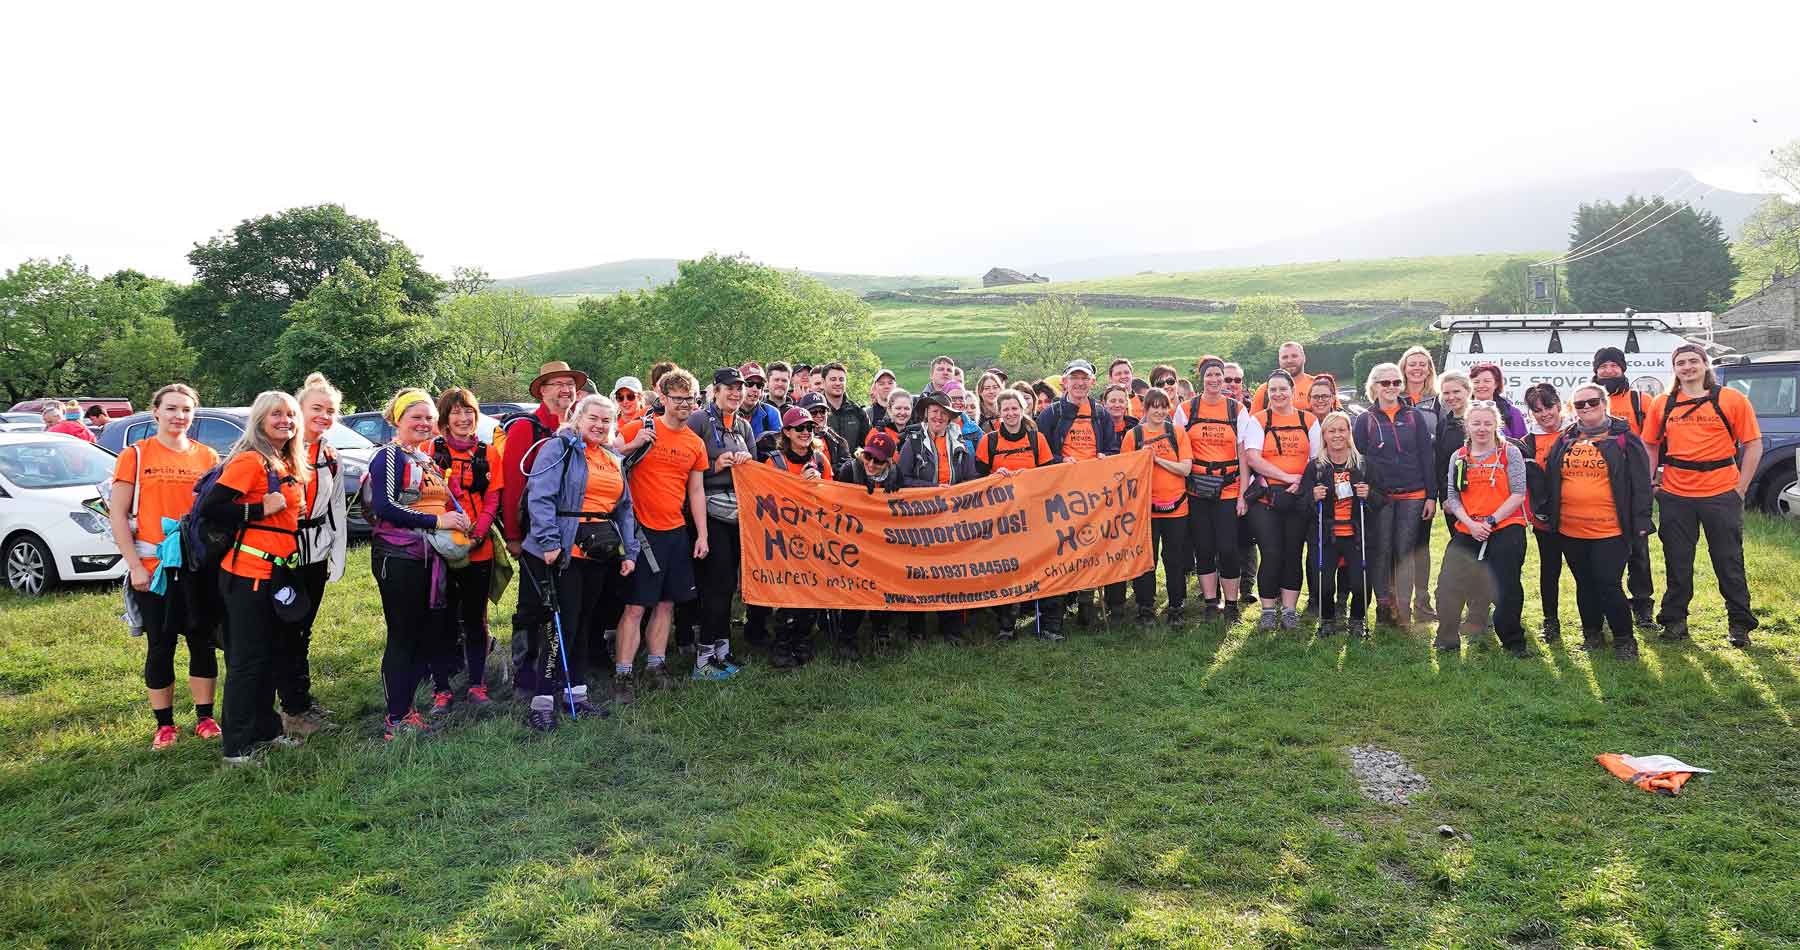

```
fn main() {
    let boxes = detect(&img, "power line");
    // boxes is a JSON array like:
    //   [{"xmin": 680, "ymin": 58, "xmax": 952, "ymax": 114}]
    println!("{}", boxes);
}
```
[
  {"xmin": 1534, "ymin": 172, "xmax": 1705, "ymax": 266},
  {"xmin": 1554, "ymin": 189, "xmax": 1714, "ymax": 267}
]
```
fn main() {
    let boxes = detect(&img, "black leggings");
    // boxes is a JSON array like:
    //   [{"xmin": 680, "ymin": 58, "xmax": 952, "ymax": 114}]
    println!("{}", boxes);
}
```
[
  {"xmin": 217, "ymin": 571, "xmax": 290, "ymax": 757},
  {"xmin": 374, "ymin": 554, "xmax": 451, "ymax": 719},
  {"xmin": 1187, "ymin": 497, "xmax": 1239, "ymax": 579},
  {"xmin": 136, "ymin": 575, "xmax": 217, "ymax": 689},
  {"xmin": 1313, "ymin": 532, "xmax": 1366, "ymax": 620},
  {"xmin": 443, "ymin": 560, "xmax": 494, "ymax": 689},
  {"xmin": 540, "ymin": 554, "xmax": 618, "ymax": 696},
  {"xmin": 278, "ymin": 560, "xmax": 329, "ymax": 714},
  {"xmin": 1562, "ymin": 534, "xmax": 1633, "ymax": 641},
  {"xmin": 698, "ymin": 515, "xmax": 740, "ymax": 645},
  {"xmin": 1249, "ymin": 503, "xmax": 1306, "ymax": 600},
  {"xmin": 1533, "ymin": 530, "xmax": 1565, "ymax": 625},
  {"xmin": 1135, "ymin": 516, "xmax": 1189, "ymax": 610}
]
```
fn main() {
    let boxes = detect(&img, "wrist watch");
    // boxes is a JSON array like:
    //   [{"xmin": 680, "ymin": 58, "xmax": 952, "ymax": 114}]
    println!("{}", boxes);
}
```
[{"xmin": 1482, "ymin": 515, "xmax": 1498, "ymax": 527}]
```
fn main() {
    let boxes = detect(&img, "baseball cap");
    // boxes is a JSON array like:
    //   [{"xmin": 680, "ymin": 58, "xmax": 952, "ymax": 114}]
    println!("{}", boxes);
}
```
[
  {"xmin": 713, "ymin": 367, "xmax": 744, "ymax": 387},
  {"xmin": 873, "ymin": 368, "xmax": 896, "ymax": 383},
  {"xmin": 1065, "ymin": 358, "xmax": 1096, "ymax": 377},
  {"xmin": 864, "ymin": 430, "xmax": 897, "ymax": 462},
  {"xmin": 799, "ymin": 392, "xmax": 828, "ymax": 411},
  {"xmin": 612, "ymin": 376, "xmax": 644, "ymax": 395},
  {"xmin": 738, "ymin": 361, "xmax": 767, "ymax": 384},
  {"xmin": 780, "ymin": 406, "xmax": 812, "ymax": 429}
]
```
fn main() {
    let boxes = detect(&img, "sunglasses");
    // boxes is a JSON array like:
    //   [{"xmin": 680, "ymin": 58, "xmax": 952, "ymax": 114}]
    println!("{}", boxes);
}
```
[
  {"xmin": 1155, "ymin": 379, "xmax": 1176, "ymax": 388},
  {"xmin": 1572, "ymin": 397, "xmax": 1604, "ymax": 410},
  {"xmin": 615, "ymin": 392, "xmax": 638, "ymax": 402},
  {"xmin": 1224, "ymin": 376, "xmax": 1243, "ymax": 384},
  {"xmin": 1376, "ymin": 379, "xmax": 1402, "ymax": 387},
  {"xmin": 787, "ymin": 423, "xmax": 816, "ymax": 433}
]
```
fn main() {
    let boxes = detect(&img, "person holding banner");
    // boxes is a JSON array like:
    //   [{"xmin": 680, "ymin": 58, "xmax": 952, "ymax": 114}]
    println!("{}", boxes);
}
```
[
  {"xmin": 898, "ymin": 390, "xmax": 978, "ymax": 643},
  {"xmin": 1242, "ymin": 371, "xmax": 1321, "ymax": 631},
  {"xmin": 835, "ymin": 429, "xmax": 905, "ymax": 654},
  {"xmin": 1037, "ymin": 359, "xmax": 1119, "ymax": 626},
  {"xmin": 1642, "ymin": 342, "xmax": 1762, "ymax": 647},
  {"xmin": 1179, "ymin": 357, "xmax": 1247, "ymax": 621},
  {"xmin": 765, "ymin": 405, "xmax": 837, "ymax": 666},
  {"xmin": 1124, "ymin": 389, "xmax": 1194, "ymax": 623},
  {"xmin": 523, "ymin": 395, "xmax": 639, "ymax": 730},
  {"xmin": 975, "ymin": 389, "xmax": 1063, "ymax": 640},
  {"xmin": 1300, "ymin": 411, "xmax": 1379, "ymax": 637},
  {"xmin": 688, "ymin": 368, "xmax": 755, "ymax": 680},
  {"xmin": 1436, "ymin": 401, "xmax": 1529, "ymax": 656}
]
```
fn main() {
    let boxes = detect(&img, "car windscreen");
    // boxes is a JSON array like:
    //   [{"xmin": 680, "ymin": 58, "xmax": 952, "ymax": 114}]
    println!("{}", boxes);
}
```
[
  {"xmin": 323, "ymin": 423, "xmax": 376, "ymax": 451},
  {"xmin": 0, "ymin": 439, "xmax": 117, "ymax": 489}
]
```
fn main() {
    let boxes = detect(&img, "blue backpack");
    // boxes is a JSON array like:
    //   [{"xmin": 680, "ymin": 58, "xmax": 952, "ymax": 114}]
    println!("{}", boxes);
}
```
[{"xmin": 183, "ymin": 460, "xmax": 279, "ymax": 569}]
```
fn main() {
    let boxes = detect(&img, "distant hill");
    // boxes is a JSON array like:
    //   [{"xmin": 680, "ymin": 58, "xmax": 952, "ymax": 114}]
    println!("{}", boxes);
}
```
[
  {"xmin": 1038, "ymin": 169, "xmax": 1770, "ymax": 280},
  {"xmin": 494, "ymin": 258, "xmax": 975, "ymax": 297},
  {"xmin": 973, "ymin": 251, "xmax": 1547, "ymax": 303}
]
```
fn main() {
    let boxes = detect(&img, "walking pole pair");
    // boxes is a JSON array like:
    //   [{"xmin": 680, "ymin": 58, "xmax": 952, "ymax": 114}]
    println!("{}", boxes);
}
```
[{"xmin": 530, "ymin": 557, "xmax": 579, "ymax": 720}]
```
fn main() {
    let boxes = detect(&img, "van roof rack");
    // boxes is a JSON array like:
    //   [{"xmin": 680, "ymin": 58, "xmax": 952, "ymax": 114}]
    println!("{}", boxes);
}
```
[{"xmin": 1432, "ymin": 312, "xmax": 1714, "ymax": 333}]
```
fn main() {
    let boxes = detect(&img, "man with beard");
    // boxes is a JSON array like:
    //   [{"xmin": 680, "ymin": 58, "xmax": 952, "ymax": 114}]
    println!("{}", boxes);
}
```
[
  {"xmin": 502, "ymin": 360, "xmax": 586, "ymax": 700},
  {"xmin": 1250, "ymin": 342, "xmax": 1314, "ymax": 414}
]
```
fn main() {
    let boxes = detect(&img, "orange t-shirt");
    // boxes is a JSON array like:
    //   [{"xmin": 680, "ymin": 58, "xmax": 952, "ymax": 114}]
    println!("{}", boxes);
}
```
[
  {"xmin": 1131, "ymin": 423, "xmax": 1192, "ymax": 519},
  {"xmin": 1325, "ymin": 464, "xmax": 1356, "ymax": 537},
  {"xmin": 977, "ymin": 428, "xmax": 1050, "ymax": 472},
  {"xmin": 1257, "ymin": 409, "xmax": 1315, "ymax": 487},
  {"xmin": 441, "ymin": 439, "xmax": 505, "ymax": 561},
  {"xmin": 113, "ymin": 438, "xmax": 219, "ymax": 573},
  {"xmin": 1557, "ymin": 436, "xmax": 1621, "ymax": 539},
  {"xmin": 626, "ymin": 424, "xmax": 707, "ymax": 531},
  {"xmin": 1252, "ymin": 373, "xmax": 1315, "ymax": 414},
  {"xmin": 573, "ymin": 446, "xmax": 625, "ymax": 559},
  {"xmin": 1641, "ymin": 387, "xmax": 1760, "ymax": 498},
  {"xmin": 1379, "ymin": 404, "xmax": 1426, "ymax": 500},
  {"xmin": 1451, "ymin": 446, "xmax": 1527, "ymax": 535},
  {"xmin": 1061, "ymin": 401, "xmax": 1098, "ymax": 462},
  {"xmin": 934, "ymin": 432, "xmax": 954, "ymax": 485},
  {"xmin": 1183, "ymin": 396, "xmax": 1242, "ymax": 500},
  {"xmin": 1520, "ymin": 431, "xmax": 1558, "ymax": 526},
  {"xmin": 217, "ymin": 451, "xmax": 303, "ymax": 581},
  {"xmin": 1607, "ymin": 388, "xmax": 1645, "ymax": 436}
]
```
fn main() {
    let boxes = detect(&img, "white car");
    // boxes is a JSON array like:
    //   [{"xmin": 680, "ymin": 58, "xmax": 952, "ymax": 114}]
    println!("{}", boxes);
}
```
[
  {"xmin": 0, "ymin": 432, "xmax": 128, "ymax": 594},
  {"xmin": 0, "ymin": 412, "xmax": 46, "ymax": 433}
]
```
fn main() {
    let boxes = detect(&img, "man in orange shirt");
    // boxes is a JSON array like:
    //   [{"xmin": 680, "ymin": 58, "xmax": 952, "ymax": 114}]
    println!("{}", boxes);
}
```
[
  {"xmin": 1250, "ymin": 342, "xmax": 1313, "ymax": 414},
  {"xmin": 1591, "ymin": 346, "xmax": 1656, "ymax": 627},
  {"xmin": 1642, "ymin": 343, "xmax": 1763, "ymax": 646}
]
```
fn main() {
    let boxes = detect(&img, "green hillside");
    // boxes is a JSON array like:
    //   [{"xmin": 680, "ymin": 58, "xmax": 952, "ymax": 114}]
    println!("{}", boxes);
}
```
[
  {"xmin": 973, "ymin": 252, "xmax": 1553, "ymax": 302},
  {"xmin": 499, "ymin": 258, "xmax": 974, "ymax": 298}
]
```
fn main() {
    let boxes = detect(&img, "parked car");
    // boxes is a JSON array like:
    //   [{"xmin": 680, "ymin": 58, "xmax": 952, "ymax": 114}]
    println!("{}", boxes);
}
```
[
  {"xmin": 9, "ymin": 396, "xmax": 135, "ymax": 422},
  {"xmin": 0, "ymin": 412, "xmax": 46, "ymax": 433},
  {"xmin": 341, "ymin": 410, "xmax": 503, "ymax": 446},
  {"xmin": 0, "ymin": 433, "xmax": 127, "ymax": 594},
  {"xmin": 97, "ymin": 408, "xmax": 375, "ymax": 537},
  {"xmin": 1714, "ymin": 353, "xmax": 1799, "ymax": 516}
]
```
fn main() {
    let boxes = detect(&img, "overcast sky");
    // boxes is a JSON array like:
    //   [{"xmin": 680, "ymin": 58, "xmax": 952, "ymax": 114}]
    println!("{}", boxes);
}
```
[{"xmin": 4, "ymin": 1, "xmax": 1797, "ymax": 281}]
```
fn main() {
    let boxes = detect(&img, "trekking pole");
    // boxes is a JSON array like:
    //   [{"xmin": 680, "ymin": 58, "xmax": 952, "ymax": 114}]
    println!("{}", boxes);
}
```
[
  {"xmin": 1357, "ymin": 497, "xmax": 1369, "ymax": 623},
  {"xmin": 535, "ymin": 558, "xmax": 579, "ymax": 720}
]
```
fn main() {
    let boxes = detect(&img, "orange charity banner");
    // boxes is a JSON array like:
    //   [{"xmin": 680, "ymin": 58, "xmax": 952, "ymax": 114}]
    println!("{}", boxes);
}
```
[{"xmin": 733, "ymin": 449, "xmax": 1156, "ymax": 611}]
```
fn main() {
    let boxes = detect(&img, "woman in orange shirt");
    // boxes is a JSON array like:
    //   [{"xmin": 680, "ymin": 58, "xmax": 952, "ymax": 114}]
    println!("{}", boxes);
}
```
[
  {"xmin": 1541, "ymin": 383, "xmax": 1653, "ymax": 660},
  {"xmin": 108, "ymin": 383, "xmax": 221, "ymax": 751},
  {"xmin": 1436, "ymin": 401, "xmax": 1529, "ymax": 656},
  {"xmin": 1244, "ymin": 371, "xmax": 1321, "ymax": 631},
  {"xmin": 195, "ymin": 391, "xmax": 310, "ymax": 763},
  {"xmin": 1517, "ymin": 383, "xmax": 1568, "ymax": 643},
  {"xmin": 1180, "ymin": 357, "xmax": 1248, "ymax": 621},
  {"xmin": 432, "ymin": 387, "xmax": 506, "ymax": 711},
  {"xmin": 1125, "ymin": 388, "xmax": 1194, "ymax": 624},
  {"xmin": 976, "ymin": 390, "xmax": 1062, "ymax": 640},
  {"xmin": 1641, "ymin": 342, "xmax": 1763, "ymax": 646}
]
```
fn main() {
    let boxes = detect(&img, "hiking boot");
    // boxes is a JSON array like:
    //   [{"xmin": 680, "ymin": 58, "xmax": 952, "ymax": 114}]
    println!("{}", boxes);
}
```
[
  {"xmin": 1580, "ymin": 629, "xmax": 1606, "ymax": 651},
  {"xmin": 281, "ymin": 710, "xmax": 321, "ymax": 737},
  {"xmin": 1135, "ymin": 605, "xmax": 1156, "ymax": 624},
  {"xmin": 267, "ymin": 734, "xmax": 304, "ymax": 750},
  {"xmin": 1223, "ymin": 601, "xmax": 1243, "ymax": 623},
  {"xmin": 1316, "ymin": 618, "xmax": 1340, "ymax": 637},
  {"xmin": 1201, "ymin": 603, "xmax": 1220, "ymax": 624},
  {"xmin": 769, "ymin": 649, "xmax": 801, "ymax": 669},
  {"xmin": 1257, "ymin": 608, "xmax": 1279, "ymax": 631},
  {"xmin": 1613, "ymin": 638, "xmax": 1640, "ymax": 661},
  {"xmin": 1540, "ymin": 619, "xmax": 1562, "ymax": 644},
  {"xmin": 611, "ymin": 673, "xmax": 636, "ymax": 706},
  {"xmin": 194, "ymin": 717, "xmax": 222, "ymax": 740},
  {"xmin": 1375, "ymin": 604, "xmax": 1393, "ymax": 627},
  {"xmin": 1035, "ymin": 627, "xmax": 1066, "ymax": 642},
  {"xmin": 152, "ymin": 724, "xmax": 179, "ymax": 750},
  {"xmin": 429, "ymin": 690, "xmax": 454, "ymax": 718},
  {"xmin": 572, "ymin": 698, "xmax": 609, "ymax": 720},
  {"xmin": 1633, "ymin": 607, "xmax": 1660, "ymax": 632},
  {"xmin": 1658, "ymin": 620, "xmax": 1690, "ymax": 642},
  {"xmin": 1347, "ymin": 618, "xmax": 1368, "ymax": 639},
  {"xmin": 644, "ymin": 664, "xmax": 676, "ymax": 691},
  {"xmin": 996, "ymin": 625, "xmax": 1017, "ymax": 642},
  {"xmin": 1164, "ymin": 605, "xmax": 1185, "ymax": 625},
  {"xmin": 1075, "ymin": 598, "xmax": 1095, "ymax": 627},
  {"xmin": 222, "ymin": 753, "xmax": 259, "ymax": 767},
  {"xmin": 1505, "ymin": 644, "xmax": 1530, "ymax": 659},
  {"xmin": 1413, "ymin": 602, "xmax": 1437, "ymax": 622},
  {"xmin": 942, "ymin": 630, "xmax": 965, "ymax": 646},
  {"xmin": 1433, "ymin": 629, "xmax": 1460, "ymax": 652},
  {"xmin": 465, "ymin": 685, "xmax": 492, "ymax": 707},
  {"xmin": 1728, "ymin": 628, "xmax": 1752, "ymax": 649},
  {"xmin": 526, "ymin": 703, "xmax": 556, "ymax": 733},
  {"xmin": 1280, "ymin": 607, "xmax": 1300, "ymax": 630}
]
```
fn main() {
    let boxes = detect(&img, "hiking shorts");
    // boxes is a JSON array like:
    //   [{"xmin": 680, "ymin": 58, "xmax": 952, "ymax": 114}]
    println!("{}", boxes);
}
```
[{"xmin": 627, "ymin": 526, "xmax": 699, "ymax": 607}]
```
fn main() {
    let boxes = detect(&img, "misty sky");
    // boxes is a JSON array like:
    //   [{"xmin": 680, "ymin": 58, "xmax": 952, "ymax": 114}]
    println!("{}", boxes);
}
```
[{"xmin": 5, "ymin": 2, "xmax": 1797, "ymax": 282}]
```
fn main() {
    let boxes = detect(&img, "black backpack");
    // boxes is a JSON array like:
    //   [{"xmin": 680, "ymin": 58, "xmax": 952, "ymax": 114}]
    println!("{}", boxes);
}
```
[
  {"xmin": 502, "ymin": 412, "xmax": 557, "ymax": 531},
  {"xmin": 1656, "ymin": 388, "xmax": 1739, "ymax": 471},
  {"xmin": 981, "ymin": 428, "xmax": 1049, "ymax": 470},
  {"xmin": 432, "ymin": 435, "xmax": 490, "ymax": 495},
  {"xmin": 184, "ymin": 458, "xmax": 281, "ymax": 570}
]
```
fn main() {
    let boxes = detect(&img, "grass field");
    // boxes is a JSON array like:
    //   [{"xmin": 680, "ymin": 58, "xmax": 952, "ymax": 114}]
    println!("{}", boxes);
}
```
[
  {"xmin": 972, "ymin": 253, "xmax": 1555, "ymax": 304},
  {"xmin": 2, "ymin": 515, "xmax": 1798, "ymax": 947},
  {"xmin": 867, "ymin": 302, "xmax": 1369, "ymax": 392}
]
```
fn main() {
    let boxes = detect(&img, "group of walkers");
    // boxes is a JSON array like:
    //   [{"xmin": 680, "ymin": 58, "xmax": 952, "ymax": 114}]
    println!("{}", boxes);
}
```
[{"xmin": 107, "ymin": 339, "xmax": 1766, "ymax": 761}]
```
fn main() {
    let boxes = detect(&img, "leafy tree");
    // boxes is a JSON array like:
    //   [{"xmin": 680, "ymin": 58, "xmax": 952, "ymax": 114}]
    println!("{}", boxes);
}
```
[
  {"xmin": 1732, "ymin": 139, "xmax": 1800, "ymax": 298},
  {"xmin": 554, "ymin": 255, "xmax": 880, "ymax": 394},
  {"xmin": 999, "ymin": 295, "xmax": 1103, "ymax": 381},
  {"xmin": 174, "ymin": 204, "xmax": 445, "ymax": 403},
  {"xmin": 447, "ymin": 265, "xmax": 495, "ymax": 297},
  {"xmin": 0, "ymin": 257, "xmax": 109, "ymax": 403},
  {"xmin": 87, "ymin": 274, "xmax": 198, "ymax": 406},
  {"xmin": 1564, "ymin": 196, "xmax": 1737, "ymax": 313},
  {"xmin": 267, "ymin": 259, "xmax": 448, "ymax": 410},
  {"xmin": 1224, "ymin": 295, "xmax": 1314, "ymax": 381},
  {"xmin": 440, "ymin": 289, "xmax": 569, "ymax": 399},
  {"xmin": 1451, "ymin": 257, "xmax": 1566, "ymax": 315}
]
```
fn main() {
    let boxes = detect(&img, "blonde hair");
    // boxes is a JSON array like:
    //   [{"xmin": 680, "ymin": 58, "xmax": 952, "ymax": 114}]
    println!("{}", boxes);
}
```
[
  {"xmin": 1464, "ymin": 400, "xmax": 1503, "ymax": 430},
  {"xmin": 559, "ymin": 394, "xmax": 618, "ymax": 442},
  {"xmin": 993, "ymin": 389, "xmax": 1037, "ymax": 432},
  {"xmin": 1363, "ymin": 362, "xmax": 1402, "ymax": 403},
  {"xmin": 229, "ymin": 391, "xmax": 309, "ymax": 483},
  {"xmin": 1315, "ymin": 411, "xmax": 1361, "ymax": 468},
  {"xmin": 1569, "ymin": 382, "xmax": 1607, "ymax": 404},
  {"xmin": 151, "ymin": 383, "xmax": 200, "ymax": 411},
  {"xmin": 657, "ymin": 368, "xmax": 699, "ymax": 397},
  {"xmin": 1399, "ymin": 346, "xmax": 1439, "ymax": 398},
  {"xmin": 295, "ymin": 372, "xmax": 343, "ymax": 411},
  {"xmin": 1436, "ymin": 371, "xmax": 1472, "ymax": 420}
]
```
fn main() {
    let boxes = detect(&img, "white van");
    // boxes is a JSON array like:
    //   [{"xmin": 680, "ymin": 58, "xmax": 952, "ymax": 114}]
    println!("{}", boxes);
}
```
[{"xmin": 1434, "ymin": 312, "xmax": 1720, "ymax": 403}]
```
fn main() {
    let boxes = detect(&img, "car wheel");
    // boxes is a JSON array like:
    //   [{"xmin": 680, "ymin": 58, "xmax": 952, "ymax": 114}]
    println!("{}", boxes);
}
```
[
  {"xmin": 4, "ymin": 533, "xmax": 58, "ymax": 595},
  {"xmin": 1765, "ymin": 467, "xmax": 1799, "ymax": 517}
]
